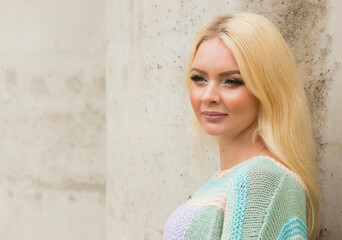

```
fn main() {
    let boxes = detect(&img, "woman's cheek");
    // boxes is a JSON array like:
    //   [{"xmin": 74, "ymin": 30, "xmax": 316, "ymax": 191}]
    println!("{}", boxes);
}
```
[
  {"xmin": 189, "ymin": 88, "xmax": 201, "ymax": 114},
  {"xmin": 226, "ymin": 94, "xmax": 259, "ymax": 120},
  {"xmin": 223, "ymin": 95, "xmax": 245, "ymax": 113}
]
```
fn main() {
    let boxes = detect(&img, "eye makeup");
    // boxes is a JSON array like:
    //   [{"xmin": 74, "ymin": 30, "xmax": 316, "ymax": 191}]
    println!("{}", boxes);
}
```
[{"xmin": 190, "ymin": 74, "xmax": 244, "ymax": 86}]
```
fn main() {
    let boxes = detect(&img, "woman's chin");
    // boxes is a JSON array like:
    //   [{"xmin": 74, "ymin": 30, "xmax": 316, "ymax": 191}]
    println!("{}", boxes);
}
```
[{"xmin": 203, "ymin": 127, "xmax": 225, "ymax": 136}]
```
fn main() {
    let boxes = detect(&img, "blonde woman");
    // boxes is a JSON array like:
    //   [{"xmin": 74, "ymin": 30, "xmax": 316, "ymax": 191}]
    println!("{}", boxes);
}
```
[{"xmin": 163, "ymin": 13, "xmax": 321, "ymax": 240}]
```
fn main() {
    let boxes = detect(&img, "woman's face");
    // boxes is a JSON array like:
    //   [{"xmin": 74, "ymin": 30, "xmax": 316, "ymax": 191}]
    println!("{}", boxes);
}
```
[{"xmin": 189, "ymin": 37, "xmax": 259, "ymax": 138}]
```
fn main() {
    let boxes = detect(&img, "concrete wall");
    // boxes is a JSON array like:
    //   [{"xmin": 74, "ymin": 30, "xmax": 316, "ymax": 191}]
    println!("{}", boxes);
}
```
[
  {"xmin": 107, "ymin": 0, "xmax": 342, "ymax": 239},
  {"xmin": 320, "ymin": 0, "xmax": 342, "ymax": 238},
  {"xmin": 0, "ymin": 1, "xmax": 105, "ymax": 239},
  {"xmin": 1, "ymin": 0, "xmax": 340, "ymax": 239}
]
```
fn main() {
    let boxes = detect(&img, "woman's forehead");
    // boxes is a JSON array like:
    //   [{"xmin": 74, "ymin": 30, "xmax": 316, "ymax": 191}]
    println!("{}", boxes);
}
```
[{"xmin": 192, "ymin": 38, "xmax": 239, "ymax": 74}]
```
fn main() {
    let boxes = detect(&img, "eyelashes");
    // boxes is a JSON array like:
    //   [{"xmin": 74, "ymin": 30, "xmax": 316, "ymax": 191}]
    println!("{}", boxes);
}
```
[
  {"xmin": 224, "ymin": 78, "xmax": 244, "ymax": 85},
  {"xmin": 190, "ymin": 75, "xmax": 244, "ymax": 86},
  {"xmin": 190, "ymin": 75, "xmax": 205, "ymax": 82}
]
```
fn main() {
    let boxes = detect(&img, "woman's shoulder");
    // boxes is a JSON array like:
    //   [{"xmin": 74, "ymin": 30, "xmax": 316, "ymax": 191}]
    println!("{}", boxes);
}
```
[
  {"xmin": 244, "ymin": 155, "xmax": 305, "ymax": 188},
  {"xmin": 228, "ymin": 156, "xmax": 306, "ymax": 212},
  {"xmin": 213, "ymin": 155, "xmax": 305, "ymax": 189}
]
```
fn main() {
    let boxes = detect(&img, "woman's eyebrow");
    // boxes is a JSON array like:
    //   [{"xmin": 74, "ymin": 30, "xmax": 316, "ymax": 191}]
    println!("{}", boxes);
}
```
[{"xmin": 191, "ymin": 67, "xmax": 240, "ymax": 76}]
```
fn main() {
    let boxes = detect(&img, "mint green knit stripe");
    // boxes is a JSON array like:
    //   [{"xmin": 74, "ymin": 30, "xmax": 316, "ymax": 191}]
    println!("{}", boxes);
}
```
[
  {"xmin": 240, "ymin": 159, "xmax": 285, "ymax": 238},
  {"xmin": 275, "ymin": 216, "xmax": 307, "ymax": 240},
  {"xmin": 258, "ymin": 173, "xmax": 306, "ymax": 239},
  {"xmin": 231, "ymin": 166, "xmax": 249, "ymax": 240},
  {"xmin": 192, "ymin": 175, "xmax": 231, "ymax": 198},
  {"xmin": 183, "ymin": 206, "xmax": 224, "ymax": 240},
  {"xmin": 221, "ymin": 177, "xmax": 236, "ymax": 238},
  {"xmin": 283, "ymin": 235, "xmax": 306, "ymax": 240}
]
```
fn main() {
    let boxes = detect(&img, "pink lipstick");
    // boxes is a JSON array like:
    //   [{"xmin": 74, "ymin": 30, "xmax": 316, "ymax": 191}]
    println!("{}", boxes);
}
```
[{"xmin": 202, "ymin": 111, "xmax": 228, "ymax": 121}]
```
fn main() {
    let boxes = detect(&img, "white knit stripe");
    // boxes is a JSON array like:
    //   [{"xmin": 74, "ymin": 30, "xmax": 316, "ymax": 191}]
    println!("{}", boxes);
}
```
[{"xmin": 187, "ymin": 192, "xmax": 227, "ymax": 210}]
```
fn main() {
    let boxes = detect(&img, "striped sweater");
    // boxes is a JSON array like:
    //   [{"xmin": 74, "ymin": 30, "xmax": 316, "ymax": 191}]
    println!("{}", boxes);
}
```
[{"xmin": 163, "ymin": 156, "xmax": 307, "ymax": 240}]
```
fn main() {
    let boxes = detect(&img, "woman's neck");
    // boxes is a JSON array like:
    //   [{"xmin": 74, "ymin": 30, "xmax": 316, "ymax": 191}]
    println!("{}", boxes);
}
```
[{"xmin": 217, "ymin": 128, "xmax": 270, "ymax": 171}]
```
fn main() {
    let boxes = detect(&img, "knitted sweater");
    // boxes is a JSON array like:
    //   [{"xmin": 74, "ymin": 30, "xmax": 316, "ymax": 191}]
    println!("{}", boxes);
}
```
[{"xmin": 163, "ymin": 156, "xmax": 307, "ymax": 240}]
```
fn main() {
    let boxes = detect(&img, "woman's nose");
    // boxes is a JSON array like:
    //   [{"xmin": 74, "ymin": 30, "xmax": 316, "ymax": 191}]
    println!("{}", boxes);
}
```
[{"xmin": 200, "ymin": 82, "xmax": 220, "ymax": 104}]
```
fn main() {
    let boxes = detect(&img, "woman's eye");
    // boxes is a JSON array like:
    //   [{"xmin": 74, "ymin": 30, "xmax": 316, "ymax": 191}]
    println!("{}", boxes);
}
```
[
  {"xmin": 190, "ymin": 75, "xmax": 206, "ymax": 82},
  {"xmin": 224, "ymin": 78, "xmax": 244, "ymax": 86}
]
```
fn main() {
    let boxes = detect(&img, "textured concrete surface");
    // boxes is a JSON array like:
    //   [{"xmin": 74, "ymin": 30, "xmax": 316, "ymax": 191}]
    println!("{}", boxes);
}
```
[
  {"xmin": 1, "ymin": 0, "xmax": 340, "ymax": 239},
  {"xmin": 319, "ymin": 0, "xmax": 342, "ymax": 238},
  {"xmin": 0, "ymin": 1, "xmax": 105, "ymax": 239},
  {"xmin": 107, "ymin": 0, "xmax": 342, "ymax": 239}
]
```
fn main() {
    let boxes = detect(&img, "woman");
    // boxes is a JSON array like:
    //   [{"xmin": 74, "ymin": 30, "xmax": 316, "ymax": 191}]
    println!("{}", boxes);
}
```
[{"xmin": 163, "ymin": 13, "xmax": 321, "ymax": 240}]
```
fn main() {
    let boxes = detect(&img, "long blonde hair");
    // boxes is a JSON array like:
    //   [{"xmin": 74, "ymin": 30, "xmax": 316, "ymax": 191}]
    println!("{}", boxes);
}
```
[{"xmin": 185, "ymin": 12, "xmax": 321, "ymax": 240}]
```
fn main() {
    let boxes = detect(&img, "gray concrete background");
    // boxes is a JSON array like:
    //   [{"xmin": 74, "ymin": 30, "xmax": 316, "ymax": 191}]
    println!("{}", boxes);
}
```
[
  {"xmin": 107, "ymin": 0, "xmax": 341, "ymax": 239},
  {"xmin": 0, "ymin": 1, "xmax": 105, "ymax": 239},
  {"xmin": 0, "ymin": 0, "xmax": 340, "ymax": 239}
]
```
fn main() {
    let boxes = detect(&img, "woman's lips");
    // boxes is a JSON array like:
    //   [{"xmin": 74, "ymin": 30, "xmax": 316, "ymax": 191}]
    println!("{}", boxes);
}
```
[{"xmin": 202, "ymin": 111, "xmax": 228, "ymax": 121}]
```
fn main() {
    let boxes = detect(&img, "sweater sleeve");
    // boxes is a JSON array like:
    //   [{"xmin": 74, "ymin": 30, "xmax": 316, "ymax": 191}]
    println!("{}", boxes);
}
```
[{"xmin": 221, "ymin": 164, "xmax": 307, "ymax": 240}]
